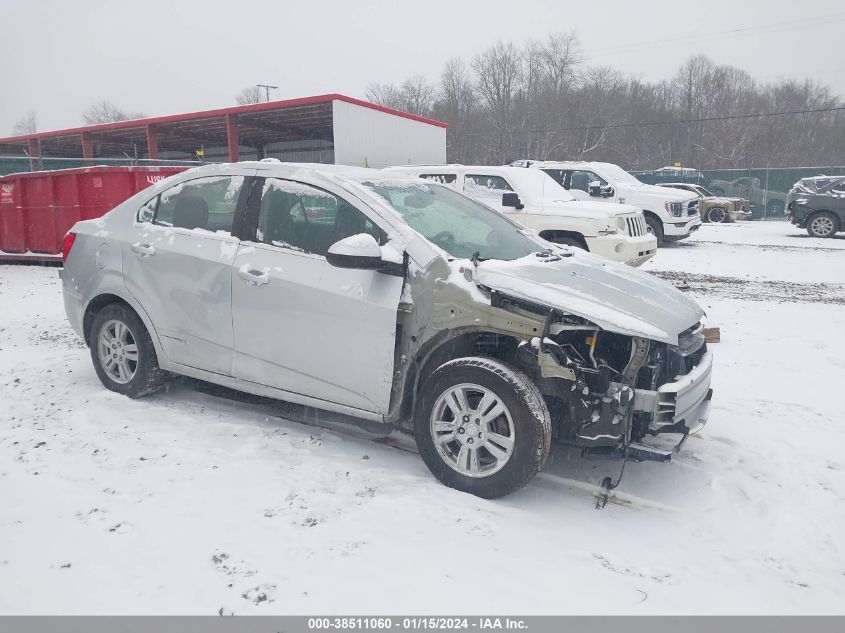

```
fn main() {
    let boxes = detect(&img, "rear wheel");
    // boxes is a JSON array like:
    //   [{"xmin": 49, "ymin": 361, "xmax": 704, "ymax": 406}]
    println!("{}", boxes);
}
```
[
  {"xmin": 706, "ymin": 207, "xmax": 727, "ymax": 223},
  {"xmin": 644, "ymin": 214, "xmax": 664, "ymax": 246},
  {"xmin": 807, "ymin": 212, "xmax": 839, "ymax": 238},
  {"xmin": 415, "ymin": 357, "xmax": 551, "ymax": 499},
  {"xmin": 89, "ymin": 304, "xmax": 166, "ymax": 398}
]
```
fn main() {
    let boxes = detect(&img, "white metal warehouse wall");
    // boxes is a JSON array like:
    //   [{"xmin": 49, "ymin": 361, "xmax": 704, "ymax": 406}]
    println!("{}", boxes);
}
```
[{"xmin": 331, "ymin": 100, "xmax": 447, "ymax": 169}]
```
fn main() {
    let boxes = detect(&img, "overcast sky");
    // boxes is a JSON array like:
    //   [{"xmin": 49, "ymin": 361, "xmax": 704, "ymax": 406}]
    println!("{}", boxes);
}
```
[{"xmin": 1, "ymin": 0, "xmax": 843, "ymax": 135}]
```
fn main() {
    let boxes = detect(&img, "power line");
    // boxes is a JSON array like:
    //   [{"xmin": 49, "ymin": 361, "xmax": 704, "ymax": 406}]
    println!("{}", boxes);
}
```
[
  {"xmin": 585, "ymin": 11, "xmax": 845, "ymax": 60},
  {"xmin": 461, "ymin": 105, "xmax": 845, "ymax": 137}
]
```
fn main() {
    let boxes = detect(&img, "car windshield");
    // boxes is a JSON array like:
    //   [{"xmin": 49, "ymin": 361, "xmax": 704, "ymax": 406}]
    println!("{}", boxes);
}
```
[
  {"xmin": 599, "ymin": 164, "xmax": 643, "ymax": 186},
  {"xmin": 696, "ymin": 185, "xmax": 715, "ymax": 197},
  {"xmin": 363, "ymin": 180, "xmax": 543, "ymax": 261}
]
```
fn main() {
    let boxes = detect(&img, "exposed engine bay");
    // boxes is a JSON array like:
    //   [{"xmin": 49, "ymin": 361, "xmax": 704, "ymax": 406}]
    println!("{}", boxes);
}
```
[{"xmin": 480, "ymin": 290, "xmax": 713, "ymax": 462}]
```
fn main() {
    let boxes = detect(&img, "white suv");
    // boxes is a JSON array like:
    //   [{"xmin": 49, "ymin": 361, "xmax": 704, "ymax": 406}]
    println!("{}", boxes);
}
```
[
  {"xmin": 513, "ymin": 160, "xmax": 702, "ymax": 246},
  {"xmin": 385, "ymin": 165, "xmax": 656, "ymax": 266}
]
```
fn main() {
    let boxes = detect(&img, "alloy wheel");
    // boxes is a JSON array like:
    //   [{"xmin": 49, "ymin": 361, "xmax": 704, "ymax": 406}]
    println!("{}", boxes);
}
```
[
  {"xmin": 810, "ymin": 215, "xmax": 835, "ymax": 237},
  {"xmin": 430, "ymin": 383, "xmax": 515, "ymax": 478},
  {"xmin": 97, "ymin": 319, "xmax": 139, "ymax": 384}
]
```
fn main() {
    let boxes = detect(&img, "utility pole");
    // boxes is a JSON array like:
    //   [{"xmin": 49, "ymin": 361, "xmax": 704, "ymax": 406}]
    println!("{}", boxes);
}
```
[{"xmin": 256, "ymin": 84, "xmax": 279, "ymax": 103}]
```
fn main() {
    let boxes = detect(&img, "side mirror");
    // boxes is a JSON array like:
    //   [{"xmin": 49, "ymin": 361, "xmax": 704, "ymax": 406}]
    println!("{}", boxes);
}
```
[
  {"xmin": 326, "ymin": 234, "xmax": 384, "ymax": 270},
  {"xmin": 589, "ymin": 181, "xmax": 614, "ymax": 198},
  {"xmin": 326, "ymin": 234, "xmax": 405, "ymax": 276},
  {"xmin": 502, "ymin": 192, "xmax": 524, "ymax": 210}
]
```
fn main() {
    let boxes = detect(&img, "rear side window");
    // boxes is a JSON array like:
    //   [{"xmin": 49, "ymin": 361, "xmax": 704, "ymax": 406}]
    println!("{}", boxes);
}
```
[
  {"xmin": 465, "ymin": 174, "xmax": 514, "ymax": 192},
  {"xmin": 137, "ymin": 175, "xmax": 244, "ymax": 234},
  {"xmin": 255, "ymin": 178, "xmax": 384, "ymax": 256},
  {"xmin": 419, "ymin": 173, "xmax": 457, "ymax": 185},
  {"xmin": 541, "ymin": 169, "xmax": 566, "ymax": 187}
]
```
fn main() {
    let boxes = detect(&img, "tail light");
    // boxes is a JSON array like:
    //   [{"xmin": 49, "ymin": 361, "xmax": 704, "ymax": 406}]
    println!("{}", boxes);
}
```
[{"xmin": 62, "ymin": 232, "xmax": 77, "ymax": 263}]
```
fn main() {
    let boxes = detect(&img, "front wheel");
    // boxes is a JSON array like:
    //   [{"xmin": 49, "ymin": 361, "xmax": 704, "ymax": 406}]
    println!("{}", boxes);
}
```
[
  {"xmin": 89, "ymin": 303, "xmax": 166, "ymax": 398},
  {"xmin": 415, "ymin": 357, "xmax": 551, "ymax": 498},
  {"xmin": 707, "ymin": 207, "xmax": 727, "ymax": 223},
  {"xmin": 644, "ymin": 214, "xmax": 664, "ymax": 246},
  {"xmin": 807, "ymin": 212, "xmax": 839, "ymax": 238}
]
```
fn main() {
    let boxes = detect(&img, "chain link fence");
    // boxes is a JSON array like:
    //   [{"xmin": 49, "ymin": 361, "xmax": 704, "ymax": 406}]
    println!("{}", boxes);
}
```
[
  {"xmin": 4, "ymin": 155, "xmax": 843, "ymax": 222},
  {"xmin": 630, "ymin": 166, "xmax": 845, "ymax": 220},
  {"xmin": 0, "ymin": 155, "xmax": 203, "ymax": 178}
]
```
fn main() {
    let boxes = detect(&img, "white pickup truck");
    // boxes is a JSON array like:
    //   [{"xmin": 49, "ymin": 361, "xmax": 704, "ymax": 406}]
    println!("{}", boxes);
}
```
[
  {"xmin": 384, "ymin": 165, "xmax": 657, "ymax": 266},
  {"xmin": 513, "ymin": 160, "xmax": 702, "ymax": 246}
]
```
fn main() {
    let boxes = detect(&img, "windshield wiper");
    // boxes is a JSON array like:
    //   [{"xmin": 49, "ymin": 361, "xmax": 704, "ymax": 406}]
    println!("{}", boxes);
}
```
[{"xmin": 470, "ymin": 251, "xmax": 487, "ymax": 266}]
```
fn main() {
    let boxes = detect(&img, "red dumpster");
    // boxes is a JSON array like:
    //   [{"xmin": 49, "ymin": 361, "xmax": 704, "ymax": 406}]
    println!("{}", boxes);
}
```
[{"xmin": 0, "ymin": 165, "xmax": 188, "ymax": 262}]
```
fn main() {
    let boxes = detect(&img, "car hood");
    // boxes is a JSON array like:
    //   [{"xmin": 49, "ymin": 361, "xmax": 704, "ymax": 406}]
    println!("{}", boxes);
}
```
[
  {"xmin": 541, "ymin": 200, "xmax": 642, "ymax": 219},
  {"xmin": 476, "ymin": 251, "xmax": 704, "ymax": 345}
]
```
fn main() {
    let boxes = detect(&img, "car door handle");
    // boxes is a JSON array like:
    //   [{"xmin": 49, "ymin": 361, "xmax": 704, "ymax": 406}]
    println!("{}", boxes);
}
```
[
  {"xmin": 238, "ymin": 266, "xmax": 270, "ymax": 286},
  {"xmin": 131, "ymin": 242, "xmax": 155, "ymax": 256}
]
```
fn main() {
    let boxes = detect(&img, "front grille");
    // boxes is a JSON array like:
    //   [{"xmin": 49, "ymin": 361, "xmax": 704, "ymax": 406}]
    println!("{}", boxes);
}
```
[{"xmin": 625, "ymin": 215, "xmax": 647, "ymax": 236}]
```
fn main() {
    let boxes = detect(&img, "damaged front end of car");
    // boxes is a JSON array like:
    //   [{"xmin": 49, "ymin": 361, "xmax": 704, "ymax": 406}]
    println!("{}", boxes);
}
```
[{"xmin": 489, "ymin": 290, "xmax": 713, "ymax": 463}]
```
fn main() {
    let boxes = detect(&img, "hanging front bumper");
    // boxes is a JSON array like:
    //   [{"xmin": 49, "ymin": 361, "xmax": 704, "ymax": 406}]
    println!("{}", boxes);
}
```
[{"xmin": 633, "ymin": 349, "xmax": 714, "ymax": 435}]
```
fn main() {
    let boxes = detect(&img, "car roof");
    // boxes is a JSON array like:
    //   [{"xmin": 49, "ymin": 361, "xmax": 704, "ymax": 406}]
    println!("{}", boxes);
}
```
[
  {"xmin": 514, "ymin": 160, "xmax": 623, "ymax": 171},
  {"xmin": 181, "ymin": 161, "xmax": 422, "ymax": 186}
]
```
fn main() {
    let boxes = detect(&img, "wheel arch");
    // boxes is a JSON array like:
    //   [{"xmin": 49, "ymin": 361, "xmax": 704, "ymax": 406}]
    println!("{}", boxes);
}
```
[
  {"xmin": 395, "ymin": 327, "xmax": 529, "ymax": 426},
  {"xmin": 538, "ymin": 229, "xmax": 589, "ymax": 250},
  {"xmin": 82, "ymin": 290, "xmax": 167, "ymax": 365},
  {"xmin": 641, "ymin": 209, "xmax": 662, "ymax": 223}
]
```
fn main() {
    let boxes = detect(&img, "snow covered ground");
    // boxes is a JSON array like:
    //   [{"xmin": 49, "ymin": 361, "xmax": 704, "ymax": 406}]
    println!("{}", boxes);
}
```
[{"xmin": 1, "ymin": 220, "xmax": 844, "ymax": 615}]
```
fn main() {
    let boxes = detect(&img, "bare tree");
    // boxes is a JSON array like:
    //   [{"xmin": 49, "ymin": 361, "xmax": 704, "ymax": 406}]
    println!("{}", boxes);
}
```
[
  {"xmin": 235, "ymin": 86, "xmax": 265, "ymax": 105},
  {"xmin": 362, "ymin": 41, "xmax": 843, "ymax": 169},
  {"xmin": 437, "ymin": 59, "xmax": 477, "ymax": 162},
  {"xmin": 540, "ymin": 31, "xmax": 581, "ymax": 95},
  {"xmin": 366, "ymin": 82, "xmax": 403, "ymax": 109},
  {"xmin": 472, "ymin": 40, "xmax": 523, "ymax": 161},
  {"xmin": 12, "ymin": 110, "xmax": 38, "ymax": 135},
  {"xmin": 82, "ymin": 101, "xmax": 144, "ymax": 125},
  {"xmin": 366, "ymin": 77, "xmax": 436, "ymax": 116},
  {"xmin": 398, "ymin": 76, "xmax": 436, "ymax": 116}
]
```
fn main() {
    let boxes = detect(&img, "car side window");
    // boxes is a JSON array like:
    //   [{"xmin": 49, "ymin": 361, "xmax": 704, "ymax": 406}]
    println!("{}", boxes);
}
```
[
  {"xmin": 465, "ymin": 174, "xmax": 514, "ymax": 192},
  {"xmin": 137, "ymin": 176, "xmax": 244, "ymax": 234},
  {"xmin": 256, "ymin": 178, "xmax": 385, "ymax": 256},
  {"xmin": 419, "ymin": 173, "xmax": 457, "ymax": 185},
  {"xmin": 568, "ymin": 170, "xmax": 607, "ymax": 193},
  {"xmin": 541, "ymin": 169, "xmax": 566, "ymax": 187}
]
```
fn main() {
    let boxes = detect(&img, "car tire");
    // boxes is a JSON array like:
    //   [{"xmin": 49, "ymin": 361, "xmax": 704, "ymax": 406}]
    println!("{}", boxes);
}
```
[
  {"xmin": 89, "ymin": 303, "xmax": 166, "ymax": 398},
  {"xmin": 806, "ymin": 212, "xmax": 840, "ymax": 238},
  {"xmin": 707, "ymin": 207, "xmax": 727, "ymax": 223},
  {"xmin": 414, "ymin": 357, "xmax": 551, "ymax": 499},
  {"xmin": 644, "ymin": 214, "xmax": 664, "ymax": 246}
]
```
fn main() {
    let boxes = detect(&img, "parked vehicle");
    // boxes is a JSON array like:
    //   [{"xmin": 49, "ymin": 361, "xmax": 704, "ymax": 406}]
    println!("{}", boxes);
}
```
[
  {"xmin": 787, "ymin": 176, "xmax": 845, "ymax": 238},
  {"xmin": 657, "ymin": 182, "xmax": 751, "ymax": 223},
  {"xmin": 512, "ymin": 160, "xmax": 702, "ymax": 246},
  {"xmin": 62, "ymin": 162, "xmax": 713, "ymax": 498},
  {"xmin": 384, "ymin": 165, "xmax": 656, "ymax": 266},
  {"xmin": 708, "ymin": 176, "xmax": 788, "ymax": 219},
  {"xmin": 633, "ymin": 166, "xmax": 706, "ymax": 186}
]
